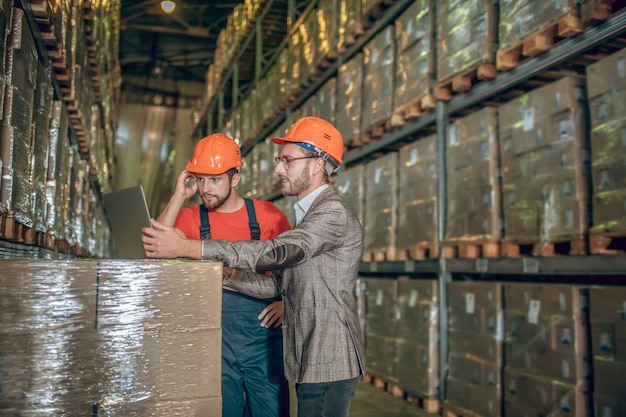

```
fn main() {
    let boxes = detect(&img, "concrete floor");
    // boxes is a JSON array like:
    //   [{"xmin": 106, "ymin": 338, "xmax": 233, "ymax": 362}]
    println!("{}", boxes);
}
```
[{"xmin": 350, "ymin": 381, "xmax": 439, "ymax": 417}]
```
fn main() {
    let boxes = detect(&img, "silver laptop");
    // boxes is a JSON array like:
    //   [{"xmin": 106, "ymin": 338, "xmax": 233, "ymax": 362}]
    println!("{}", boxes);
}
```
[{"xmin": 102, "ymin": 185, "xmax": 152, "ymax": 259}]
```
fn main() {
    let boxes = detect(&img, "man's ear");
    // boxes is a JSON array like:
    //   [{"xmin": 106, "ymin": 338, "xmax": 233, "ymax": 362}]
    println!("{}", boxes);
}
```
[{"xmin": 231, "ymin": 172, "xmax": 241, "ymax": 187}]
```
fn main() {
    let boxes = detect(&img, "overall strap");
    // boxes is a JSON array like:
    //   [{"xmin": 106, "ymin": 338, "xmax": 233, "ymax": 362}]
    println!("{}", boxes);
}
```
[
  {"xmin": 199, "ymin": 204, "xmax": 211, "ymax": 240},
  {"xmin": 199, "ymin": 199, "xmax": 260, "ymax": 241},
  {"xmin": 244, "ymin": 198, "xmax": 261, "ymax": 240}
]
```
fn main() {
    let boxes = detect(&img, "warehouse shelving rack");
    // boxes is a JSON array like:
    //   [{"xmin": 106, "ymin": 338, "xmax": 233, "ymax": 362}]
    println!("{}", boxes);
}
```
[{"xmin": 194, "ymin": 0, "xmax": 626, "ymax": 399}]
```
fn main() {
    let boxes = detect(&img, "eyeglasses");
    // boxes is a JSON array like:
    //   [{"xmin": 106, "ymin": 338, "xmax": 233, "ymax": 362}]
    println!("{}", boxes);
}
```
[{"xmin": 274, "ymin": 155, "xmax": 317, "ymax": 169}]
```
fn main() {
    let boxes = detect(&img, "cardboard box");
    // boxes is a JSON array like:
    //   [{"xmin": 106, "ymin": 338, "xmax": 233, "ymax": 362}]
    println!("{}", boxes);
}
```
[
  {"xmin": 394, "ymin": 0, "xmax": 435, "ymax": 111},
  {"xmin": 396, "ymin": 278, "xmax": 438, "ymax": 343},
  {"xmin": 594, "ymin": 393, "xmax": 626, "ymax": 417},
  {"xmin": 398, "ymin": 135, "xmax": 438, "ymax": 249},
  {"xmin": 361, "ymin": 278, "xmax": 398, "ymax": 338},
  {"xmin": 364, "ymin": 153, "xmax": 399, "ymax": 253},
  {"xmin": 395, "ymin": 339, "xmax": 439, "ymax": 398},
  {"xmin": 365, "ymin": 333, "xmax": 396, "ymax": 380},
  {"xmin": 362, "ymin": 26, "xmax": 395, "ymax": 130},
  {"xmin": 336, "ymin": 53, "xmax": 363, "ymax": 145},
  {"xmin": 335, "ymin": 164, "xmax": 366, "ymax": 226},
  {"xmin": 437, "ymin": 0, "xmax": 497, "ymax": 81},
  {"xmin": 590, "ymin": 357, "xmax": 626, "ymax": 398},
  {"xmin": 499, "ymin": 77, "xmax": 590, "ymax": 242},
  {"xmin": 505, "ymin": 368, "xmax": 589, "ymax": 417},
  {"xmin": 0, "ymin": 260, "xmax": 223, "ymax": 415}
]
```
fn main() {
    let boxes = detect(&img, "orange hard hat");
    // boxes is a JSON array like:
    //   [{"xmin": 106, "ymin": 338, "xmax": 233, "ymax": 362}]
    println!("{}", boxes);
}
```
[
  {"xmin": 272, "ymin": 116, "xmax": 344, "ymax": 167},
  {"xmin": 186, "ymin": 133, "xmax": 243, "ymax": 175}
]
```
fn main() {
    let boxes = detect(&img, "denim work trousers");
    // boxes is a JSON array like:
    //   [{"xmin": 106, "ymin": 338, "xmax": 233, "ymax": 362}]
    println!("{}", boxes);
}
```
[
  {"xmin": 222, "ymin": 290, "xmax": 289, "ymax": 417},
  {"xmin": 295, "ymin": 376, "xmax": 361, "ymax": 417}
]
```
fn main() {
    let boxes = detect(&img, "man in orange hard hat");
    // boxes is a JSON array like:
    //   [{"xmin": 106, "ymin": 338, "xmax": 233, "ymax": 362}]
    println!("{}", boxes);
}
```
[
  {"xmin": 143, "ymin": 117, "xmax": 365, "ymax": 417},
  {"xmin": 155, "ymin": 133, "xmax": 291, "ymax": 417}
]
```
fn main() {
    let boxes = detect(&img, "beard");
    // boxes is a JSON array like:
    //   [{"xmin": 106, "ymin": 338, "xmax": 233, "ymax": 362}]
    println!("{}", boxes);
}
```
[
  {"xmin": 280, "ymin": 165, "xmax": 311, "ymax": 197},
  {"xmin": 201, "ymin": 186, "xmax": 232, "ymax": 209}
]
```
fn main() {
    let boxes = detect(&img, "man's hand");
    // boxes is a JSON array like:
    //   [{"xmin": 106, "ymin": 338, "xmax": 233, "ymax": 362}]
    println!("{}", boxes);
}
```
[
  {"xmin": 176, "ymin": 170, "xmax": 198, "ymax": 201},
  {"xmin": 258, "ymin": 300, "xmax": 284, "ymax": 328},
  {"xmin": 142, "ymin": 219, "xmax": 201, "ymax": 259}
]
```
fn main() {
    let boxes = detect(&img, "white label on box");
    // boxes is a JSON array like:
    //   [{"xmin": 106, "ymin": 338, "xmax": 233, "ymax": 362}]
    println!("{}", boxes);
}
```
[
  {"xmin": 528, "ymin": 299, "xmax": 541, "ymax": 324},
  {"xmin": 618, "ymin": 57, "xmax": 625, "ymax": 78},
  {"xmin": 404, "ymin": 259, "xmax": 415, "ymax": 272},
  {"xmin": 496, "ymin": 311, "xmax": 504, "ymax": 341},
  {"xmin": 476, "ymin": 258, "xmax": 489, "ymax": 273},
  {"xmin": 374, "ymin": 167, "xmax": 382, "ymax": 184},
  {"xmin": 601, "ymin": 406, "xmax": 614, "ymax": 417},
  {"xmin": 554, "ymin": 0, "xmax": 560, "ymax": 10},
  {"xmin": 540, "ymin": 386, "xmax": 548, "ymax": 405},
  {"xmin": 523, "ymin": 107, "xmax": 535, "ymax": 131},
  {"xmin": 559, "ymin": 292, "xmax": 567, "ymax": 311},
  {"xmin": 376, "ymin": 289, "xmax": 383, "ymax": 306},
  {"xmin": 561, "ymin": 327, "xmax": 572, "ymax": 345},
  {"xmin": 523, "ymin": 258, "xmax": 539, "ymax": 273},
  {"xmin": 465, "ymin": 293, "xmax": 476, "ymax": 314},
  {"xmin": 562, "ymin": 358, "xmax": 570, "ymax": 378},
  {"xmin": 409, "ymin": 290, "xmax": 418, "ymax": 307},
  {"xmin": 525, "ymin": 351, "xmax": 531, "ymax": 369},
  {"xmin": 561, "ymin": 393, "xmax": 571, "ymax": 412},
  {"xmin": 341, "ymin": 179, "xmax": 351, "ymax": 194},
  {"xmin": 449, "ymin": 126, "xmax": 457, "ymax": 146},
  {"xmin": 600, "ymin": 332, "xmax": 612, "ymax": 351},
  {"xmin": 410, "ymin": 148, "xmax": 418, "ymax": 165},
  {"xmin": 508, "ymin": 378, "xmax": 517, "ymax": 394}
]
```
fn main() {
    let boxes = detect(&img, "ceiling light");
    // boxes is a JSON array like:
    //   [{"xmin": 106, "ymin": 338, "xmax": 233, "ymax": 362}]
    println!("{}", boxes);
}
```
[{"xmin": 160, "ymin": 0, "xmax": 176, "ymax": 14}]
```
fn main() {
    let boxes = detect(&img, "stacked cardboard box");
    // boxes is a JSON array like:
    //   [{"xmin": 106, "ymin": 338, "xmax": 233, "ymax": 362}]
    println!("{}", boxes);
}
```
[
  {"xmin": 361, "ymin": 277, "xmax": 398, "ymax": 381},
  {"xmin": 0, "ymin": 260, "xmax": 223, "ymax": 415},
  {"xmin": 336, "ymin": 53, "xmax": 363, "ymax": 147},
  {"xmin": 335, "ymin": 164, "xmax": 366, "ymax": 226},
  {"xmin": 0, "ymin": 0, "xmax": 11, "ymax": 122},
  {"xmin": 589, "ymin": 286, "xmax": 626, "ymax": 416},
  {"xmin": 1, "ymin": 8, "xmax": 38, "ymax": 226},
  {"xmin": 586, "ymin": 48, "xmax": 626, "ymax": 236},
  {"xmin": 499, "ymin": 0, "xmax": 582, "ymax": 52},
  {"xmin": 498, "ymin": 77, "xmax": 590, "ymax": 249},
  {"xmin": 316, "ymin": 0, "xmax": 339, "ymax": 63},
  {"xmin": 397, "ymin": 135, "xmax": 438, "ymax": 257},
  {"xmin": 445, "ymin": 108, "xmax": 502, "ymax": 250},
  {"xmin": 395, "ymin": 278, "xmax": 439, "ymax": 401},
  {"xmin": 393, "ymin": 0, "xmax": 435, "ymax": 116},
  {"xmin": 504, "ymin": 284, "xmax": 590, "ymax": 417},
  {"xmin": 338, "ymin": 0, "xmax": 362, "ymax": 51},
  {"xmin": 446, "ymin": 282, "xmax": 503, "ymax": 417},
  {"xmin": 364, "ymin": 153, "xmax": 399, "ymax": 259},
  {"xmin": 362, "ymin": 26, "xmax": 394, "ymax": 132},
  {"xmin": 437, "ymin": 0, "xmax": 497, "ymax": 82}
]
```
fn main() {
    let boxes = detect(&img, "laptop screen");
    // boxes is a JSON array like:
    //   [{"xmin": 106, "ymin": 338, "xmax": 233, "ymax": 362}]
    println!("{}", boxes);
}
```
[{"xmin": 102, "ymin": 185, "xmax": 152, "ymax": 259}]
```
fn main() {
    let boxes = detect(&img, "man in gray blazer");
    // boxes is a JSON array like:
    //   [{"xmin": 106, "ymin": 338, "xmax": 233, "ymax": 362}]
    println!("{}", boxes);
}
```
[{"xmin": 143, "ymin": 116, "xmax": 366, "ymax": 417}]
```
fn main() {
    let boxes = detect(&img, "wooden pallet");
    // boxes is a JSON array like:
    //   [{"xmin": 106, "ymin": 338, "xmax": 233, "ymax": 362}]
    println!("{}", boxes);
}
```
[
  {"xmin": 406, "ymin": 392, "xmax": 441, "ymax": 414},
  {"xmin": 395, "ymin": 242, "xmax": 439, "ymax": 261},
  {"xmin": 443, "ymin": 241, "xmax": 501, "ymax": 259},
  {"xmin": 582, "ymin": 0, "xmax": 625, "ymax": 27},
  {"xmin": 362, "ymin": 246, "xmax": 398, "ymax": 262},
  {"xmin": 434, "ymin": 62, "xmax": 497, "ymax": 101},
  {"xmin": 501, "ymin": 236, "xmax": 587, "ymax": 257},
  {"xmin": 497, "ymin": 10, "xmax": 583, "ymax": 71},
  {"xmin": 589, "ymin": 232, "xmax": 626, "ymax": 254},
  {"xmin": 338, "ymin": 23, "xmax": 365, "ymax": 53},
  {"xmin": 0, "ymin": 214, "xmax": 36, "ymax": 245},
  {"xmin": 356, "ymin": 118, "xmax": 394, "ymax": 146},
  {"xmin": 390, "ymin": 92, "xmax": 436, "ymax": 127},
  {"xmin": 362, "ymin": 0, "xmax": 398, "ymax": 29},
  {"xmin": 366, "ymin": 374, "xmax": 440, "ymax": 413}
]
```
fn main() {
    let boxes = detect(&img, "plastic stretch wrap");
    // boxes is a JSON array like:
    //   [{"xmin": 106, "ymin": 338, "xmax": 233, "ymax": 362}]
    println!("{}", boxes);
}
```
[
  {"xmin": 1, "ymin": 8, "xmax": 37, "ymax": 223},
  {"xmin": 499, "ymin": 0, "xmax": 581, "ymax": 51},
  {"xmin": 316, "ymin": 0, "xmax": 338, "ymax": 63},
  {"xmin": 394, "ymin": 0, "xmax": 435, "ymax": 111},
  {"xmin": 504, "ymin": 283, "xmax": 590, "ymax": 417},
  {"xmin": 335, "ymin": 164, "xmax": 366, "ymax": 226},
  {"xmin": 437, "ymin": 0, "xmax": 497, "ymax": 81},
  {"xmin": 0, "ymin": 260, "xmax": 223, "ymax": 416},
  {"xmin": 336, "ymin": 53, "xmax": 363, "ymax": 146},
  {"xmin": 362, "ymin": 26, "xmax": 394, "ymax": 131},
  {"xmin": 395, "ymin": 279, "xmax": 439, "ymax": 398},
  {"xmin": 364, "ymin": 152, "xmax": 398, "ymax": 253},
  {"xmin": 446, "ymin": 108, "xmax": 501, "ymax": 244},
  {"xmin": 446, "ymin": 281, "xmax": 503, "ymax": 417},
  {"xmin": 586, "ymin": 48, "xmax": 626, "ymax": 234},
  {"xmin": 338, "ymin": 0, "xmax": 362, "ymax": 50},
  {"xmin": 498, "ymin": 77, "xmax": 590, "ymax": 244},
  {"xmin": 398, "ymin": 134, "xmax": 438, "ymax": 250}
]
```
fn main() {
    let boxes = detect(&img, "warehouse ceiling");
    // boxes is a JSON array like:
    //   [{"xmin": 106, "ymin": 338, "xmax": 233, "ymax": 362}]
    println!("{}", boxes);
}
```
[
  {"xmin": 119, "ymin": 0, "xmax": 240, "ymax": 100},
  {"xmin": 119, "ymin": 0, "xmax": 297, "ymax": 109}
]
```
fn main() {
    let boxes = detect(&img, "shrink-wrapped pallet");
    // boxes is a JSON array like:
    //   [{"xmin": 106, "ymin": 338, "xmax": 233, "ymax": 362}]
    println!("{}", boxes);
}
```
[{"xmin": 336, "ymin": 53, "xmax": 363, "ymax": 147}]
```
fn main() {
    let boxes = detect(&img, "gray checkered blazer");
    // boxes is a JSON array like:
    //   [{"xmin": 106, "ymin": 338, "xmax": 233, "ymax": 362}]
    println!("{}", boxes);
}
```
[{"xmin": 205, "ymin": 186, "xmax": 366, "ymax": 384}]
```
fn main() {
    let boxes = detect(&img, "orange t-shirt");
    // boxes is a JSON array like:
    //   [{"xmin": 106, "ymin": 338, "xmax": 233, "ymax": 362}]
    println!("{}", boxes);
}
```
[{"xmin": 174, "ymin": 198, "xmax": 291, "ymax": 242}]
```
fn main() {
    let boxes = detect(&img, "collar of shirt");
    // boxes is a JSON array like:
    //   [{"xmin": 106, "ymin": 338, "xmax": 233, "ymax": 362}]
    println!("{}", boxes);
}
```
[{"xmin": 294, "ymin": 184, "xmax": 329, "ymax": 226}]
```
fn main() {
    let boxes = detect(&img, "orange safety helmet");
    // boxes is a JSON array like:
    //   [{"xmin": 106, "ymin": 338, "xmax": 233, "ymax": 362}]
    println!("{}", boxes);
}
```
[
  {"xmin": 272, "ymin": 116, "xmax": 344, "ymax": 168},
  {"xmin": 186, "ymin": 133, "xmax": 243, "ymax": 175}
]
